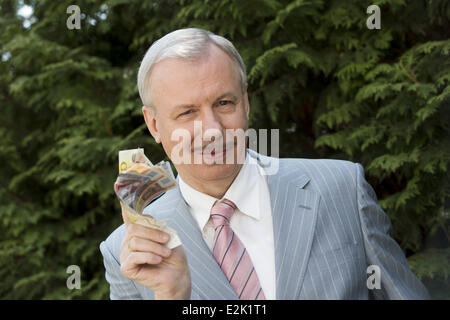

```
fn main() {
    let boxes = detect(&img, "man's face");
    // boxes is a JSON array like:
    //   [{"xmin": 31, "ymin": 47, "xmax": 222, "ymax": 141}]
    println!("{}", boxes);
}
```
[{"xmin": 142, "ymin": 44, "xmax": 249, "ymax": 185}]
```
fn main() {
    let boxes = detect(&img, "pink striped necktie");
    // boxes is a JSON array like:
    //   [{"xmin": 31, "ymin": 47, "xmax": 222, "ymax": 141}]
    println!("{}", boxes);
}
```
[{"xmin": 210, "ymin": 199, "xmax": 265, "ymax": 300}]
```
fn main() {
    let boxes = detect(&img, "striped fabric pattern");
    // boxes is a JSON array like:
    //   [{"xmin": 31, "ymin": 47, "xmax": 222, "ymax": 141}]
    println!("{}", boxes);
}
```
[{"xmin": 211, "ymin": 199, "xmax": 265, "ymax": 300}]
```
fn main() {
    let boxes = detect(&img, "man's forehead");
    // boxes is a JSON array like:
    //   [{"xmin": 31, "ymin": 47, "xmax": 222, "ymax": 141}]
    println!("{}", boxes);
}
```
[
  {"xmin": 149, "ymin": 47, "xmax": 240, "ymax": 107},
  {"xmin": 151, "ymin": 45, "xmax": 236, "ymax": 82}
]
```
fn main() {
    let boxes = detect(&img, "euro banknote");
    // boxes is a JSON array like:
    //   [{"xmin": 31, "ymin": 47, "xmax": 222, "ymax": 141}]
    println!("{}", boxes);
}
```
[{"xmin": 114, "ymin": 148, "xmax": 181, "ymax": 249}]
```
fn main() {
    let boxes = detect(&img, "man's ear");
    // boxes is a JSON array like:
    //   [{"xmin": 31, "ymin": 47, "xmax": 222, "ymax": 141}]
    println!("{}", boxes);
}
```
[
  {"xmin": 142, "ymin": 106, "xmax": 161, "ymax": 143},
  {"xmin": 243, "ymin": 83, "xmax": 250, "ymax": 120}
]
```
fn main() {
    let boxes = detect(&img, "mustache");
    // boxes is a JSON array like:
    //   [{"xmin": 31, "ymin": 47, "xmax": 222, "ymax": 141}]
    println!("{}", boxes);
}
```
[{"xmin": 192, "ymin": 140, "xmax": 237, "ymax": 154}]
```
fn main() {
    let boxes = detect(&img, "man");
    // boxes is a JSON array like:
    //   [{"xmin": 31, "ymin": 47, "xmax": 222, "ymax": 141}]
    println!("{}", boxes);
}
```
[{"xmin": 99, "ymin": 28, "xmax": 430, "ymax": 300}]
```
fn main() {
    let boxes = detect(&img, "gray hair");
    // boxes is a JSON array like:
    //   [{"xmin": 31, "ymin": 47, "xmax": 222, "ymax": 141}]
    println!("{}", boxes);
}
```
[{"xmin": 137, "ymin": 28, "xmax": 247, "ymax": 110}]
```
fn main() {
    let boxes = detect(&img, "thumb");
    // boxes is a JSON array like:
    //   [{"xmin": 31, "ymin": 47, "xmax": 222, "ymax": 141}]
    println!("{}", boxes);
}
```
[{"xmin": 120, "ymin": 202, "xmax": 132, "ymax": 226}]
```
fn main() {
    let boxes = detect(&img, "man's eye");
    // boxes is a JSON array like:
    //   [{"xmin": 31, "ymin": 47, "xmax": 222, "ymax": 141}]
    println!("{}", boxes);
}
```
[
  {"xmin": 218, "ymin": 100, "xmax": 231, "ymax": 106},
  {"xmin": 179, "ymin": 110, "xmax": 193, "ymax": 117}
]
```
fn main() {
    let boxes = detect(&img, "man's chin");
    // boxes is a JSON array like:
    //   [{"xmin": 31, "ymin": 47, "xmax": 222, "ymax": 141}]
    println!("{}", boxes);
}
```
[{"xmin": 191, "ymin": 162, "xmax": 241, "ymax": 181}]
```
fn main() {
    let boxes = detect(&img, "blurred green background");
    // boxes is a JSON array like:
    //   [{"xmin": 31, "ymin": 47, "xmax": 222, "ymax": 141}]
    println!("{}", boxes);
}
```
[{"xmin": 0, "ymin": 0, "xmax": 448, "ymax": 299}]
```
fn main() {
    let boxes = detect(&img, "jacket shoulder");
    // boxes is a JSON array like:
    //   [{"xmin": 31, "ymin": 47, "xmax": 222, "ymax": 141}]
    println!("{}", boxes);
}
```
[
  {"xmin": 283, "ymin": 157, "xmax": 356, "ymax": 168},
  {"xmin": 282, "ymin": 157, "xmax": 358, "ymax": 181}
]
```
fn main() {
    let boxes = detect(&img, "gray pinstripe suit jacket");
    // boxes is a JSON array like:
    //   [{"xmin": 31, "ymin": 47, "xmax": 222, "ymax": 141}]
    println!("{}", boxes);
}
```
[{"xmin": 99, "ymin": 149, "xmax": 430, "ymax": 300}]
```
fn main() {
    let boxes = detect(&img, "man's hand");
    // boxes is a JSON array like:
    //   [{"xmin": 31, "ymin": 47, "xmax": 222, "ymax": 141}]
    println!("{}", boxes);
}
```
[{"xmin": 119, "ymin": 206, "xmax": 191, "ymax": 299}]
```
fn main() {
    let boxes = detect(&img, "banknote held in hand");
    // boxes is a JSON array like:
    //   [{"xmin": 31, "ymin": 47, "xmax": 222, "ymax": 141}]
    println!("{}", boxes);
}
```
[{"xmin": 114, "ymin": 148, "xmax": 181, "ymax": 249}]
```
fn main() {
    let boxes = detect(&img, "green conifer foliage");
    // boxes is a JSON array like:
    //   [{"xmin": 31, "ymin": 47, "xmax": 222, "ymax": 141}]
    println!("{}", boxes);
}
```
[{"xmin": 0, "ymin": 0, "xmax": 448, "ymax": 298}]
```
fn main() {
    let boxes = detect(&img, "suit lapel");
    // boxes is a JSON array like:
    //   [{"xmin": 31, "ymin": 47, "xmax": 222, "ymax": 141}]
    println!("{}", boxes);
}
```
[
  {"xmin": 164, "ymin": 186, "xmax": 238, "ymax": 300},
  {"xmin": 251, "ymin": 150, "xmax": 320, "ymax": 299}
]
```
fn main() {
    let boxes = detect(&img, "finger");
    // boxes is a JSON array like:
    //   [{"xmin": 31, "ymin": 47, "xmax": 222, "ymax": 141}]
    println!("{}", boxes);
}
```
[
  {"xmin": 128, "ymin": 236, "xmax": 172, "ymax": 258},
  {"xmin": 126, "ymin": 223, "xmax": 170, "ymax": 244},
  {"xmin": 120, "ymin": 236, "xmax": 133, "ymax": 263},
  {"xmin": 123, "ymin": 251, "xmax": 163, "ymax": 268}
]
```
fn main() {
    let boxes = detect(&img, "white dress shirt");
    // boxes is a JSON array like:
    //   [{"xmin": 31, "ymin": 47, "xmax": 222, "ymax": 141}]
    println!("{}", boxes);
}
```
[{"xmin": 178, "ymin": 151, "xmax": 277, "ymax": 299}]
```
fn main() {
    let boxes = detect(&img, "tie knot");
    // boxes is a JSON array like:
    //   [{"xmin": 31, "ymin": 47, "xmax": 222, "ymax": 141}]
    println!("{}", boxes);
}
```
[{"xmin": 210, "ymin": 199, "xmax": 237, "ymax": 228}]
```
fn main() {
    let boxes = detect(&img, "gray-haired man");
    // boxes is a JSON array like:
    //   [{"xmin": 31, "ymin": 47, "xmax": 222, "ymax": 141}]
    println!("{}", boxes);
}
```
[{"xmin": 100, "ymin": 28, "xmax": 430, "ymax": 300}]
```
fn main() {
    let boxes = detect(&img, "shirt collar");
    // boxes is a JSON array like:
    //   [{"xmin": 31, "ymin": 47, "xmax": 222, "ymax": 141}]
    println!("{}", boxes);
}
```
[
  {"xmin": 223, "ymin": 151, "xmax": 261, "ymax": 221},
  {"xmin": 179, "ymin": 176, "xmax": 217, "ymax": 232}
]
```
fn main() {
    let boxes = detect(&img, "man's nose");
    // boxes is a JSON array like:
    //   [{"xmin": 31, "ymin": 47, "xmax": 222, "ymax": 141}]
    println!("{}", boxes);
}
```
[{"xmin": 200, "ymin": 107, "xmax": 223, "ymax": 133}]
